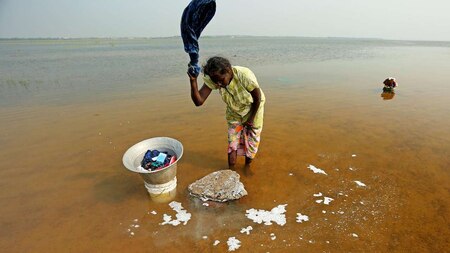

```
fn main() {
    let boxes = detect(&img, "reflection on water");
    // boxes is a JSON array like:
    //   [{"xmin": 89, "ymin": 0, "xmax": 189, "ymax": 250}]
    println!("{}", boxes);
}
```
[
  {"xmin": 0, "ymin": 38, "xmax": 449, "ymax": 252},
  {"xmin": 148, "ymin": 187, "xmax": 177, "ymax": 204},
  {"xmin": 381, "ymin": 90, "xmax": 395, "ymax": 100}
]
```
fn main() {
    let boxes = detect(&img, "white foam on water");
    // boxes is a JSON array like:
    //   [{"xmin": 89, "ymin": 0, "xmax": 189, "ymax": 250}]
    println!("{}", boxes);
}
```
[
  {"xmin": 160, "ymin": 201, "xmax": 191, "ymax": 226},
  {"xmin": 289, "ymin": 173, "xmax": 293, "ymax": 176},
  {"xmin": 126, "ymin": 218, "xmax": 140, "ymax": 236},
  {"xmin": 202, "ymin": 236, "xmax": 208, "ymax": 239},
  {"xmin": 352, "ymin": 154, "xmax": 357, "ymax": 157},
  {"xmin": 160, "ymin": 214, "xmax": 180, "ymax": 226},
  {"xmin": 227, "ymin": 237, "xmax": 241, "ymax": 251},
  {"xmin": 313, "ymin": 192, "xmax": 323, "ymax": 197},
  {"xmin": 323, "ymin": 197, "xmax": 334, "ymax": 205},
  {"xmin": 308, "ymin": 165, "xmax": 327, "ymax": 175},
  {"xmin": 315, "ymin": 196, "xmax": 333, "ymax": 205},
  {"xmin": 240, "ymin": 226, "xmax": 253, "ymax": 235},
  {"xmin": 213, "ymin": 240, "xmax": 220, "ymax": 246},
  {"xmin": 322, "ymin": 210, "xmax": 326, "ymax": 214},
  {"xmin": 354, "ymin": 181, "xmax": 367, "ymax": 187},
  {"xmin": 352, "ymin": 233, "xmax": 359, "ymax": 238},
  {"xmin": 176, "ymin": 212, "xmax": 191, "ymax": 225},
  {"xmin": 162, "ymin": 214, "xmax": 171, "ymax": 222},
  {"xmin": 270, "ymin": 233, "xmax": 276, "ymax": 240},
  {"xmin": 245, "ymin": 204, "xmax": 287, "ymax": 226},
  {"xmin": 349, "ymin": 167, "xmax": 355, "ymax": 171},
  {"xmin": 203, "ymin": 203, "xmax": 209, "ymax": 206},
  {"xmin": 150, "ymin": 211, "xmax": 157, "ymax": 215},
  {"xmin": 169, "ymin": 201, "xmax": 182, "ymax": 210},
  {"xmin": 296, "ymin": 213, "xmax": 309, "ymax": 223}
]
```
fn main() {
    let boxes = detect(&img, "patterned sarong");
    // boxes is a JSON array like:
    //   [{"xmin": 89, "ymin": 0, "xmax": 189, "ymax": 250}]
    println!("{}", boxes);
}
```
[{"xmin": 227, "ymin": 121, "xmax": 262, "ymax": 159}]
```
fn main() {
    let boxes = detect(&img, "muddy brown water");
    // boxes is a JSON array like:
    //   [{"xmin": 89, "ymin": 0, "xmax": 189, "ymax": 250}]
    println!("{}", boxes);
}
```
[{"xmin": 1, "ymin": 42, "xmax": 449, "ymax": 252}]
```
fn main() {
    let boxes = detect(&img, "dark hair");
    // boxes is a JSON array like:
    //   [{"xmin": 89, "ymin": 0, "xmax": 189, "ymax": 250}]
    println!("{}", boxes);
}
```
[{"xmin": 202, "ymin": 56, "xmax": 231, "ymax": 76}]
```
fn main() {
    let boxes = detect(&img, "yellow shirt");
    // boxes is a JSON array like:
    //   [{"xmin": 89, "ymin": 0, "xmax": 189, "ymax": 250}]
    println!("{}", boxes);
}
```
[{"xmin": 203, "ymin": 66, "xmax": 265, "ymax": 128}]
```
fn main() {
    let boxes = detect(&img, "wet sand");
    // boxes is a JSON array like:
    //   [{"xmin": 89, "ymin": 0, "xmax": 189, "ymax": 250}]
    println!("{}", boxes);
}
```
[{"xmin": 1, "ymin": 41, "xmax": 450, "ymax": 252}]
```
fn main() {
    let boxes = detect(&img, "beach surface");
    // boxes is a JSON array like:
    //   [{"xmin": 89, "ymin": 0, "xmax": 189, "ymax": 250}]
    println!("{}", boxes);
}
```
[{"xmin": 0, "ymin": 37, "xmax": 449, "ymax": 252}]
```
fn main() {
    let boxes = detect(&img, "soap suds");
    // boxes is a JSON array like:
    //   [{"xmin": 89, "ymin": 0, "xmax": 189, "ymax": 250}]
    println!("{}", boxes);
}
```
[
  {"xmin": 354, "ymin": 181, "xmax": 367, "ymax": 187},
  {"xmin": 315, "ymin": 195, "xmax": 334, "ymax": 205},
  {"xmin": 227, "ymin": 237, "xmax": 241, "ymax": 251},
  {"xmin": 270, "ymin": 233, "xmax": 276, "ymax": 240},
  {"xmin": 240, "ymin": 226, "xmax": 253, "ymax": 235},
  {"xmin": 323, "ymin": 197, "xmax": 334, "ymax": 205},
  {"xmin": 245, "ymin": 204, "xmax": 287, "ymax": 226},
  {"xmin": 296, "ymin": 213, "xmax": 309, "ymax": 223},
  {"xmin": 308, "ymin": 165, "xmax": 327, "ymax": 175},
  {"xmin": 160, "ymin": 201, "xmax": 191, "ymax": 226}
]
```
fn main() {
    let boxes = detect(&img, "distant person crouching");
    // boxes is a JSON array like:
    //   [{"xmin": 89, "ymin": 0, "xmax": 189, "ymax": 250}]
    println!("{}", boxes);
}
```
[{"xmin": 383, "ymin": 77, "xmax": 398, "ymax": 92}]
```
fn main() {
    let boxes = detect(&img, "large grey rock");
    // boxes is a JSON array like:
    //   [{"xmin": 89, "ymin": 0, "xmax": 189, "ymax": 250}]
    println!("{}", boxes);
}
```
[{"xmin": 188, "ymin": 170, "xmax": 247, "ymax": 202}]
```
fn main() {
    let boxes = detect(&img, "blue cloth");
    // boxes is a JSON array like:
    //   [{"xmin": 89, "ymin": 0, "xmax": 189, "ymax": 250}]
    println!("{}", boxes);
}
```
[
  {"xmin": 180, "ymin": 0, "xmax": 216, "ymax": 77},
  {"xmin": 141, "ymin": 150, "xmax": 160, "ymax": 167},
  {"xmin": 155, "ymin": 153, "xmax": 167, "ymax": 163}
]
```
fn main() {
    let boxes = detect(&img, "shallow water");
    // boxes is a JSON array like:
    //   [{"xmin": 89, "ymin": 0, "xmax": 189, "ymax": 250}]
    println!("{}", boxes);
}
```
[{"xmin": 0, "ymin": 37, "xmax": 449, "ymax": 252}]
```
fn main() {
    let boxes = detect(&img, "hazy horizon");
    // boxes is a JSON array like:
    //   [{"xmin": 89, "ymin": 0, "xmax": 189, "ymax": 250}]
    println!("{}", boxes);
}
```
[
  {"xmin": 1, "ymin": 35, "xmax": 450, "ymax": 43},
  {"xmin": 1, "ymin": 0, "xmax": 450, "ymax": 41}
]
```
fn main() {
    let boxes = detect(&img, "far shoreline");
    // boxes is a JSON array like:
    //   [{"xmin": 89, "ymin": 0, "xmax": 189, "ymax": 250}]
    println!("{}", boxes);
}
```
[{"xmin": 0, "ymin": 35, "xmax": 449, "ymax": 44}]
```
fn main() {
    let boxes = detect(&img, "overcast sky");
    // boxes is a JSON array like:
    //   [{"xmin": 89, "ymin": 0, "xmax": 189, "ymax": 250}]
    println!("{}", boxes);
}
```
[{"xmin": 1, "ymin": 0, "xmax": 449, "ymax": 41}]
